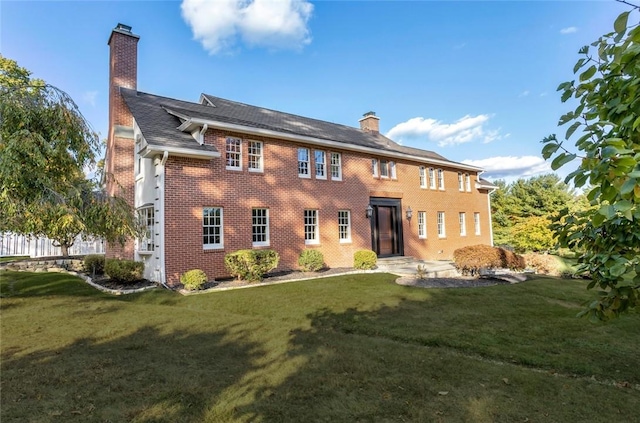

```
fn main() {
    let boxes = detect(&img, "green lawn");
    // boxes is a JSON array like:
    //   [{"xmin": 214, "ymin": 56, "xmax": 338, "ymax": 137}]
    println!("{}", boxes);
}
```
[{"xmin": 1, "ymin": 271, "xmax": 638, "ymax": 422}]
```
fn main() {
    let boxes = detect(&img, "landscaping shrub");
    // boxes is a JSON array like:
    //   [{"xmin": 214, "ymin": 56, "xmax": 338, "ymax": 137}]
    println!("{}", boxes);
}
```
[
  {"xmin": 180, "ymin": 269, "xmax": 208, "ymax": 291},
  {"xmin": 354, "ymin": 249, "xmax": 377, "ymax": 270},
  {"xmin": 454, "ymin": 245, "xmax": 525, "ymax": 276},
  {"xmin": 83, "ymin": 254, "xmax": 105, "ymax": 275},
  {"xmin": 523, "ymin": 253, "xmax": 564, "ymax": 276},
  {"xmin": 104, "ymin": 259, "xmax": 144, "ymax": 283},
  {"xmin": 298, "ymin": 250, "xmax": 324, "ymax": 272},
  {"xmin": 224, "ymin": 249, "xmax": 279, "ymax": 282}
]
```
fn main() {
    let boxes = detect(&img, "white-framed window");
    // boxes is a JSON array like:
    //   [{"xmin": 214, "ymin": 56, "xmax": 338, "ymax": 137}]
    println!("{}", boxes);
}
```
[
  {"xmin": 331, "ymin": 152, "xmax": 342, "ymax": 181},
  {"xmin": 459, "ymin": 212, "xmax": 467, "ymax": 236},
  {"xmin": 428, "ymin": 167, "xmax": 436, "ymax": 189},
  {"xmin": 137, "ymin": 205, "xmax": 154, "ymax": 252},
  {"xmin": 315, "ymin": 150, "xmax": 326, "ymax": 179},
  {"xmin": 372, "ymin": 159, "xmax": 379, "ymax": 177},
  {"xmin": 248, "ymin": 140, "xmax": 263, "ymax": 172},
  {"xmin": 458, "ymin": 172, "xmax": 464, "ymax": 191},
  {"xmin": 474, "ymin": 212, "xmax": 481, "ymax": 235},
  {"xmin": 437, "ymin": 211, "xmax": 446, "ymax": 238},
  {"xmin": 338, "ymin": 210, "xmax": 351, "ymax": 243},
  {"xmin": 465, "ymin": 173, "xmax": 472, "ymax": 192},
  {"xmin": 418, "ymin": 211, "xmax": 427, "ymax": 239},
  {"xmin": 389, "ymin": 161, "xmax": 397, "ymax": 179},
  {"xmin": 437, "ymin": 169, "xmax": 445, "ymax": 190},
  {"xmin": 380, "ymin": 160, "xmax": 389, "ymax": 178},
  {"xmin": 419, "ymin": 166, "xmax": 427, "ymax": 188},
  {"xmin": 203, "ymin": 207, "xmax": 223, "ymax": 249},
  {"xmin": 298, "ymin": 148, "xmax": 310, "ymax": 178},
  {"xmin": 304, "ymin": 209, "xmax": 319, "ymax": 244},
  {"xmin": 225, "ymin": 137, "xmax": 242, "ymax": 170},
  {"xmin": 252, "ymin": 208, "xmax": 269, "ymax": 247}
]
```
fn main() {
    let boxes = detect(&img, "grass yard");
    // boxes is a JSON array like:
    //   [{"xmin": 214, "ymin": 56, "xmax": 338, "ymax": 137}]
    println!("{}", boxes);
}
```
[{"xmin": 1, "ymin": 271, "xmax": 638, "ymax": 422}]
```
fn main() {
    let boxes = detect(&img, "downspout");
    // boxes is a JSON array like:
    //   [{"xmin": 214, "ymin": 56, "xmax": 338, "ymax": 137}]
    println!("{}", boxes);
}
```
[
  {"xmin": 199, "ymin": 124, "xmax": 208, "ymax": 145},
  {"xmin": 157, "ymin": 150, "xmax": 169, "ymax": 288}
]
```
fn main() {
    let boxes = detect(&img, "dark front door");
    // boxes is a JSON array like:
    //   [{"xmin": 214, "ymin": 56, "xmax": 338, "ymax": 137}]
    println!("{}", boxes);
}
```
[{"xmin": 370, "ymin": 198, "xmax": 403, "ymax": 257}]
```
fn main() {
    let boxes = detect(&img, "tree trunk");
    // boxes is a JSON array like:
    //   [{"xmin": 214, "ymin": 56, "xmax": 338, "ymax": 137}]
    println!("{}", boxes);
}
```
[{"xmin": 61, "ymin": 244, "xmax": 70, "ymax": 257}]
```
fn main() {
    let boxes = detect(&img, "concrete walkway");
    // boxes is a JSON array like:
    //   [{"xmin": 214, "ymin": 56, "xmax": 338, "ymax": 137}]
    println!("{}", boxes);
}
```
[{"xmin": 376, "ymin": 257, "xmax": 459, "ymax": 278}]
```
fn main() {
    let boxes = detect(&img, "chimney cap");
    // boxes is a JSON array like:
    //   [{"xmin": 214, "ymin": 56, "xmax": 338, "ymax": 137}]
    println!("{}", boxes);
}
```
[
  {"xmin": 109, "ymin": 23, "xmax": 140, "ymax": 44},
  {"xmin": 363, "ymin": 111, "xmax": 376, "ymax": 117},
  {"xmin": 115, "ymin": 23, "xmax": 132, "ymax": 33}
]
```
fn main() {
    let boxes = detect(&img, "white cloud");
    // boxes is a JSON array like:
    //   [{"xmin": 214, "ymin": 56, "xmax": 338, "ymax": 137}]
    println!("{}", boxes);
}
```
[
  {"xmin": 560, "ymin": 26, "xmax": 577, "ymax": 34},
  {"xmin": 181, "ymin": 0, "xmax": 313, "ymax": 54},
  {"xmin": 462, "ymin": 156, "xmax": 552, "ymax": 180},
  {"xmin": 518, "ymin": 90, "xmax": 530, "ymax": 97},
  {"xmin": 82, "ymin": 90, "xmax": 98, "ymax": 107},
  {"xmin": 386, "ymin": 114, "xmax": 501, "ymax": 147}
]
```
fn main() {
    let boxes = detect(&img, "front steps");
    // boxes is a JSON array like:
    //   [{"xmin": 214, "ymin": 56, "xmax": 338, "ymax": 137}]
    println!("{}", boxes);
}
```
[{"xmin": 376, "ymin": 256, "xmax": 459, "ymax": 278}]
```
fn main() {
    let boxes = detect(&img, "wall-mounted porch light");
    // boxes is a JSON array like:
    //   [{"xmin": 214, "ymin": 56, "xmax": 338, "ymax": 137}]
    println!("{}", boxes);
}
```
[
  {"xmin": 366, "ymin": 204, "xmax": 373, "ymax": 219},
  {"xmin": 406, "ymin": 206, "xmax": 413, "ymax": 220}
]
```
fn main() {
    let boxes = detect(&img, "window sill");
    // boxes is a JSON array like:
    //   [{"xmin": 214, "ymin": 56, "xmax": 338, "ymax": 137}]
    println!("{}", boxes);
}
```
[
  {"xmin": 226, "ymin": 167, "xmax": 242, "ymax": 171},
  {"xmin": 339, "ymin": 240, "xmax": 352, "ymax": 244},
  {"xmin": 204, "ymin": 246, "xmax": 224, "ymax": 251},
  {"xmin": 304, "ymin": 241, "xmax": 320, "ymax": 246},
  {"xmin": 298, "ymin": 174, "xmax": 311, "ymax": 179},
  {"xmin": 248, "ymin": 169, "xmax": 264, "ymax": 174},
  {"xmin": 137, "ymin": 250, "xmax": 153, "ymax": 255},
  {"xmin": 252, "ymin": 243, "xmax": 271, "ymax": 248}
]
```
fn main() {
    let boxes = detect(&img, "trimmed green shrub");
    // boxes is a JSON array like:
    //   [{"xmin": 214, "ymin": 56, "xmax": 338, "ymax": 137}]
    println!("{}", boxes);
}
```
[
  {"xmin": 105, "ymin": 258, "xmax": 144, "ymax": 283},
  {"xmin": 180, "ymin": 269, "xmax": 208, "ymax": 291},
  {"xmin": 224, "ymin": 249, "xmax": 280, "ymax": 282},
  {"xmin": 298, "ymin": 250, "xmax": 324, "ymax": 272},
  {"xmin": 83, "ymin": 254, "xmax": 105, "ymax": 275},
  {"xmin": 354, "ymin": 249, "xmax": 377, "ymax": 270},
  {"xmin": 454, "ymin": 245, "xmax": 525, "ymax": 276}
]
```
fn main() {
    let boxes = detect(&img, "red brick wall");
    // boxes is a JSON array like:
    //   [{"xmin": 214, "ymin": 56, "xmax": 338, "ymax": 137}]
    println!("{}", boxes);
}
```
[{"xmin": 162, "ymin": 129, "xmax": 493, "ymax": 286}]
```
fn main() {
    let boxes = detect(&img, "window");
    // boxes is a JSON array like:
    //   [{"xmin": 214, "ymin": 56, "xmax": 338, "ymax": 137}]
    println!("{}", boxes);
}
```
[
  {"xmin": 338, "ymin": 210, "xmax": 351, "ymax": 243},
  {"xmin": 437, "ymin": 169, "xmax": 445, "ymax": 190},
  {"xmin": 380, "ymin": 160, "xmax": 389, "ymax": 178},
  {"xmin": 437, "ymin": 211, "xmax": 446, "ymax": 238},
  {"xmin": 226, "ymin": 137, "xmax": 242, "ymax": 170},
  {"xmin": 304, "ymin": 209, "xmax": 319, "ymax": 244},
  {"xmin": 465, "ymin": 173, "xmax": 471, "ymax": 192},
  {"xmin": 418, "ymin": 211, "xmax": 427, "ymax": 239},
  {"xmin": 138, "ymin": 205, "xmax": 154, "ymax": 252},
  {"xmin": 331, "ymin": 152, "xmax": 342, "ymax": 180},
  {"xmin": 459, "ymin": 212, "xmax": 467, "ymax": 236},
  {"xmin": 419, "ymin": 167, "xmax": 427, "ymax": 188},
  {"xmin": 428, "ymin": 168, "xmax": 436, "ymax": 189},
  {"xmin": 372, "ymin": 159, "xmax": 379, "ymax": 177},
  {"xmin": 390, "ymin": 161, "xmax": 397, "ymax": 179},
  {"xmin": 248, "ymin": 140, "xmax": 263, "ymax": 172},
  {"xmin": 458, "ymin": 172, "xmax": 464, "ymax": 191},
  {"xmin": 474, "ymin": 212, "xmax": 481, "ymax": 235},
  {"xmin": 298, "ymin": 148, "xmax": 310, "ymax": 177},
  {"xmin": 252, "ymin": 208, "xmax": 269, "ymax": 247},
  {"xmin": 315, "ymin": 150, "xmax": 326, "ymax": 179},
  {"xmin": 203, "ymin": 207, "xmax": 223, "ymax": 249}
]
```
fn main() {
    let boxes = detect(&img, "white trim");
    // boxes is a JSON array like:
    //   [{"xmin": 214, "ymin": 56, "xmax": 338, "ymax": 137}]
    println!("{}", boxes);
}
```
[
  {"xmin": 140, "ymin": 144, "xmax": 220, "ymax": 159},
  {"xmin": 487, "ymin": 195, "xmax": 494, "ymax": 246},
  {"xmin": 459, "ymin": 212, "xmax": 467, "ymax": 236},
  {"xmin": 203, "ymin": 207, "xmax": 224, "ymax": 250},
  {"xmin": 418, "ymin": 211, "xmax": 427, "ymax": 239},
  {"xmin": 330, "ymin": 152, "xmax": 342, "ymax": 181},
  {"xmin": 298, "ymin": 147, "xmax": 311, "ymax": 178},
  {"xmin": 248, "ymin": 140, "xmax": 264, "ymax": 173},
  {"xmin": 314, "ymin": 150, "xmax": 327, "ymax": 180},
  {"xmin": 304, "ymin": 209, "xmax": 320, "ymax": 245},
  {"xmin": 252, "ymin": 208, "xmax": 270, "ymax": 247},
  {"xmin": 474, "ymin": 212, "xmax": 481, "ymax": 236},
  {"xmin": 225, "ymin": 137, "xmax": 242, "ymax": 171},
  {"xmin": 171, "ymin": 116, "xmax": 483, "ymax": 172},
  {"xmin": 437, "ymin": 211, "xmax": 446, "ymax": 238},
  {"xmin": 338, "ymin": 210, "xmax": 351, "ymax": 243}
]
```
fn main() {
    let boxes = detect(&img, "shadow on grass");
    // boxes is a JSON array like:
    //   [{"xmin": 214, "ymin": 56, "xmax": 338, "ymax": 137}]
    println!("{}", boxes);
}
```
[{"xmin": 1, "ymin": 325, "xmax": 264, "ymax": 422}]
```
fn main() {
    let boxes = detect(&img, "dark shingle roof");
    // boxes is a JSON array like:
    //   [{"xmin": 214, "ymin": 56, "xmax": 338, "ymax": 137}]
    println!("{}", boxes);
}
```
[{"xmin": 121, "ymin": 88, "xmax": 474, "ymax": 168}]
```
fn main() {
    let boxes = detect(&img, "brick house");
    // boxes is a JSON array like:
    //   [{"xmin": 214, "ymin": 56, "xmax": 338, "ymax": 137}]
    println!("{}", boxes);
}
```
[{"xmin": 105, "ymin": 23, "xmax": 496, "ymax": 288}]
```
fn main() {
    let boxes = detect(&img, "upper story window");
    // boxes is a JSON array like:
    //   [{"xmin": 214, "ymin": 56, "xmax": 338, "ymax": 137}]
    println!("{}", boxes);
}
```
[
  {"xmin": 304, "ymin": 209, "xmax": 319, "ymax": 244},
  {"xmin": 315, "ymin": 150, "xmax": 326, "ymax": 179},
  {"xmin": 298, "ymin": 148, "xmax": 310, "ymax": 178},
  {"xmin": 338, "ymin": 210, "xmax": 351, "ymax": 243},
  {"xmin": 437, "ymin": 211, "xmax": 446, "ymax": 238},
  {"xmin": 458, "ymin": 173, "xmax": 464, "ymax": 191},
  {"xmin": 459, "ymin": 212, "xmax": 467, "ymax": 236},
  {"xmin": 331, "ymin": 152, "xmax": 342, "ymax": 181},
  {"xmin": 418, "ymin": 211, "xmax": 427, "ymax": 239},
  {"xmin": 437, "ymin": 169, "xmax": 445, "ymax": 190},
  {"xmin": 419, "ymin": 166, "xmax": 427, "ymax": 188},
  {"xmin": 474, "ymin": 212, "xmax": 481, "ymax": 235},
  {"xmin": 380, "ymin": 160, "xmax": 389, "ymax": 178},
  {"xmin": 372, "ymin": 159, "xmax": 379, "ymax": 177},
  {"xmin": 226, "ymin": 137, "xmax": 242, "ymax": 170},
  {"xmin": 252, "ymin": 208, "xmax": 270, "ymax": 247},
  {"xmin": 389, "ymin": 161, "xmax": 397, "ymax": 179},
  {"xmin": 137, "ymin": 205, "xmax": 154, "ymax": 252},
  {"xmin": 248, "ymin": 140, "xmax": 263, "ymax": 172},
  {"xmin": 465, "ymin": 173, "xmax": 472, "ymax": 192},
  {"xmin": 203, "ymin": 207, "xmax": 223, "ymax": 249},
  {"xmin": 428, "ymin": 167, "xmax": 436, "ymax": 189}
]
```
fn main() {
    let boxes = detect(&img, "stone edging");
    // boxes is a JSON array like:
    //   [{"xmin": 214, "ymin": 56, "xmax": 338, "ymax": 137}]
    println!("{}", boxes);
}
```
[{"xmin": 75, "ymin": 272, "xmax": 159, "ymax": 295}]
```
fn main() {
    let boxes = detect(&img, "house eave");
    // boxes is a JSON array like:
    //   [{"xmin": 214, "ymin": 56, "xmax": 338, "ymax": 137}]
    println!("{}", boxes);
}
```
[{"xmin": 140, "ymin": 144, "xmax": 221, "ymax": 160}]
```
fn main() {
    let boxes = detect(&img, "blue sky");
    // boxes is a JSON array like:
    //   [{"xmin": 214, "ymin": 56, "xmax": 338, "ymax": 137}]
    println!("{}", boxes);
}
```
[{"xmin": 1, "ymin": 0, "xmax": 631, "ymax": 183}]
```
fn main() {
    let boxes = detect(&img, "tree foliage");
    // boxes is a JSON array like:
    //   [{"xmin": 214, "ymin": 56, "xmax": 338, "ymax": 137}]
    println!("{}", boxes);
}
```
[
  {"xmin": 490, "ymin": 174, "xmax": 574, "ymax": 251},
  {"xmin": 541, "ymin": 3, "xmax": 640, "ymax": 320},
  {"xmin": 0, "ymin": 56, "xmax": 139, "ymax": 255}
]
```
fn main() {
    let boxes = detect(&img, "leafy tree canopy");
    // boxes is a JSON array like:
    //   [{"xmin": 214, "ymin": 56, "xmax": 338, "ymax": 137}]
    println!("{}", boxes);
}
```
[
  {"xmin": 541, "ymin": 2, "xmax": 640, "ymax": 320},
  {"xmin": 0, "ymin": 56, "xmax": 139, "ymax": 254}
]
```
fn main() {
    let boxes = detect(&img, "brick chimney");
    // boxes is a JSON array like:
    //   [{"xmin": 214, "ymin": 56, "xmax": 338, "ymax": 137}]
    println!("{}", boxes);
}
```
[
  {"xmin": 105, "ymin": 23, "xmax": 139, "ymax": 260},
  {"xmin": 359, "ymin": 111, "xmax": 380, "ymax": 133}
]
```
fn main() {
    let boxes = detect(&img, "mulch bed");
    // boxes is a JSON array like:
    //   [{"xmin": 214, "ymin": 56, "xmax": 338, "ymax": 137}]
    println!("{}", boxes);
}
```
[
  {"xmin": 89, "ymin": 275, "xmax": 159, "ymax": 291},
  {"xmin": 396, "ymin": 275, "xmax": 511, "ymax": 288}
]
